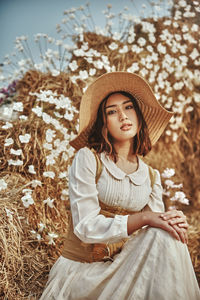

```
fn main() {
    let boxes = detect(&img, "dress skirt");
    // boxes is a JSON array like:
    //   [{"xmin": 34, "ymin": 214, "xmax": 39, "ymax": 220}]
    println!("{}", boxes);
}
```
[{"xmin": 40, "ymin": 227, "xmax": 200, "ymax": 300}]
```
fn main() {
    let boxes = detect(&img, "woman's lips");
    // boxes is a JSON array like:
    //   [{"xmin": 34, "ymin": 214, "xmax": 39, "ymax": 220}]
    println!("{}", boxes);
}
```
[{"xmin": 120, "ymin": 123, "xmax": 132, "ymax": 131}]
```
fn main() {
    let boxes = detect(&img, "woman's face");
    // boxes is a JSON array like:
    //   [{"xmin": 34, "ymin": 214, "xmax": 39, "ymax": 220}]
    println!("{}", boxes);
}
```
[{"xmin": 105, "ymin": 93, "xmax": 138, "ymax": 143}]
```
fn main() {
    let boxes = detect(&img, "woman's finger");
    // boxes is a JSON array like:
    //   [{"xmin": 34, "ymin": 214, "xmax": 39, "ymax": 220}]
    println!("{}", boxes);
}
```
[
  {"xmin": 173, "ymin": 224, "xmax": 188, "ymax": 244},
  {"xmin": 160, "ymin": 210, "xmax": 186, "ymax": 221},
  {"xmin": 160, "ymin": 222, "xmax": 181, "ymax": 242},
  {"xmin": 178, "ymin": 222, "xmax": 189, "ymax": 229},
  {"xmin": 168, "ymin": 217, "xmax": 188, "ymax": 226}
]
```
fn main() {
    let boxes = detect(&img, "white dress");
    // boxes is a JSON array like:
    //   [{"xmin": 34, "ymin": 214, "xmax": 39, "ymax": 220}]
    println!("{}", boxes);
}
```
[{"xmin": 40, "ymin": 147, "xmax": 200, "ymax": 300}]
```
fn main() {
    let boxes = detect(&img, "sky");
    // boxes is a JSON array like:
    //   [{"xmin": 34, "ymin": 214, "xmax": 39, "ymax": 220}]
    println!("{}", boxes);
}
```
[{"xmin": 0, "ymin": 0, "xmax": 171, "ymax": 63}]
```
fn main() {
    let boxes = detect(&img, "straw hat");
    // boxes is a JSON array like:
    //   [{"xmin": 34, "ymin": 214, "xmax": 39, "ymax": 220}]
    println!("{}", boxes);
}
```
[{"xmin": 70, "ymin": 72, "xmax": 173, "ymax": 150}]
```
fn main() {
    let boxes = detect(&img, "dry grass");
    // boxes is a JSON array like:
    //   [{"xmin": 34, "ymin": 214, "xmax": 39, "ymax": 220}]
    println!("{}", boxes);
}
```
[{"xmin": 1, "ymin": 15, "xmax": 200, "ymax": 298}]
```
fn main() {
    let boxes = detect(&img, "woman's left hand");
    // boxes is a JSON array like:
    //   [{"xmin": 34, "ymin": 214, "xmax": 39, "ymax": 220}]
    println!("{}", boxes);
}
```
[
  {"xmin": 160, "ymin": 209, "xmax": 189, "ymax": 244},
  {"xmin": 160, "ymin": 209, "xmax": 188, "ymax": 229}
]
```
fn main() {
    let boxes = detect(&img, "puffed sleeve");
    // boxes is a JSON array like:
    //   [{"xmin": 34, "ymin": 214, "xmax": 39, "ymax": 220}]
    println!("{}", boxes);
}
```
[
  {"xmin": 148, "ymin": 169, "xmax": 165, "ymax": 213},
  {"xmin": 69, "ymin": 147, "xmax": 128, "ymax": 244}
]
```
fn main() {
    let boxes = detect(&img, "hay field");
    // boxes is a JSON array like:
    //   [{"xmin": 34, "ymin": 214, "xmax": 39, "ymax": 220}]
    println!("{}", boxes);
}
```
[{"xmin": 0, "ymin": 1, "xmax": 200, "ymax": 298}]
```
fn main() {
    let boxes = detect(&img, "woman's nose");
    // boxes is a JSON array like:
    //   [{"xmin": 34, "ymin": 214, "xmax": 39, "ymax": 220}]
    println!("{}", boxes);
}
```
[{"xmin": 119, "ymin": 110, "xmax": 128, "ymax": 121}]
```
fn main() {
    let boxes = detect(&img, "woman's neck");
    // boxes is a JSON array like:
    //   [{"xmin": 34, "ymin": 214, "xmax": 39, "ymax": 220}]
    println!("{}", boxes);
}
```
[{"xmin": 113, "ymin": 141, "xmax": 136, "ymax": 162}]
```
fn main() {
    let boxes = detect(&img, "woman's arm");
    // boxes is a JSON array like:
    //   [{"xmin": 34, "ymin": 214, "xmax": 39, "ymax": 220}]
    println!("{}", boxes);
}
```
[
  {"xmin": 69, "ymin": 147, "xmax": 129, "ymax": 244},
  {"xmin": 127, "ymin": 210, "xmax": 188, "ymax": 243},
  {"xmin": 132, "ymin": 168, "xmax": 188, "ymax": 244}
]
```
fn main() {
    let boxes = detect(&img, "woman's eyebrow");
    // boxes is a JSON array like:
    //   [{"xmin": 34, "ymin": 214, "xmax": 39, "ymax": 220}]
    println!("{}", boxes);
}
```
[{"xmin": 105, "ymin": 99, "xmax": 132, "ymax": 109}]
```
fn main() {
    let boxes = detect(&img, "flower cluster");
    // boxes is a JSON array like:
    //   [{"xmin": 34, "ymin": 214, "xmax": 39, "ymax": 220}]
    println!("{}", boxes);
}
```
[{"xmin": 161, "ymin": 168, "xmax": 190, "ymax": 208}]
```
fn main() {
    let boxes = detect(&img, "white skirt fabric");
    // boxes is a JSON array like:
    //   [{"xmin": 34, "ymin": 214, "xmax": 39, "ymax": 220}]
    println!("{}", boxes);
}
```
[{"xmin": 40, "ymin": 227, "xmax": 200, "ymax": 300}]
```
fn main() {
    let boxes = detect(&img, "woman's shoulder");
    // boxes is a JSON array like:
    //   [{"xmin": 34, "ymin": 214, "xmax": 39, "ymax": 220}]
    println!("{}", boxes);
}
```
[
  {"xmin": 72, "ymin": 147, "xmax": 96, "ymax": 168},
  {"xmin": 139, "ymin": 158, "xmax": 161, "ymax": 185},
  {"xmin": 75, "ymin": 147, "xmax": 95, "ymax": 158}
]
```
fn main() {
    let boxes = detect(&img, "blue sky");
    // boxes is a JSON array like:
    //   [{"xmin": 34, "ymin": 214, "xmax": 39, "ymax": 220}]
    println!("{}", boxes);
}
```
[{"xmin": 0, "ymin": 0, "xmax": 171, "ymax": 63}]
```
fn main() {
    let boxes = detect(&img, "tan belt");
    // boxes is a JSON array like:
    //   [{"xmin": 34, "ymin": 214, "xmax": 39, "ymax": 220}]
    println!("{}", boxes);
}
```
[{"xmin": 62, "ymin": 201, "xmax": 138, "ymax": 263}]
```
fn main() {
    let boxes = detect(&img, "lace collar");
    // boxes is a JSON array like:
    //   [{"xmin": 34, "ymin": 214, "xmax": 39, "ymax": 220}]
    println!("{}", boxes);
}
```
[{"xmin": 100, "ymin": 152, "xmax": 148, "ymax": 185}]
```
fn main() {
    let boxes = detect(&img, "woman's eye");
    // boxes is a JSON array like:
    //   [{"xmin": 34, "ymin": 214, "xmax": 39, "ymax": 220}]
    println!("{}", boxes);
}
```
[
  {"xmin": 107, "ymin": 110, "xmax": 116, "ymax": 115},
  {"xmin": 125, "ymin": 105, "xmax": 134, "ymax": 110}
]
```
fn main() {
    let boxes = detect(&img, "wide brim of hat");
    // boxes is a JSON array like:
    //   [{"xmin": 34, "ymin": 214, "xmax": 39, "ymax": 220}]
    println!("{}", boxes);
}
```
[{"xmin": 70, "ymin": 72, "xmax": 173, "ymax": 150}]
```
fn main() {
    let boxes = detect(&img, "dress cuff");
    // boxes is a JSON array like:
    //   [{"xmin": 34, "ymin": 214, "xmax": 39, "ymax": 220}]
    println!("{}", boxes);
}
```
[{"xmin": 115, "ymin": 214, "xmax": 129, "ymax": 239}]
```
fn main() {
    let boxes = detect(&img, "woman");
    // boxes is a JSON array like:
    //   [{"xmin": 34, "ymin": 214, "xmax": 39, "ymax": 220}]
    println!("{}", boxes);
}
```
[{"xmin": 40, "ymin": 72, "xmax": 200, "ymax": 299}]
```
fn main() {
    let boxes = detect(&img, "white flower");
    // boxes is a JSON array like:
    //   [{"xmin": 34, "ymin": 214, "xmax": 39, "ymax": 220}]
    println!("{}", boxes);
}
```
[
  {"xmin": 79, "ymin": 70, "xmax": 88, "ymax": 80},
  {"xmin": 43, "ymin": 197, "xmax": 55, "ymax": 208},
  {"xmin": 47, "ymin": 232, "xmax": 58, "ymax": 245},
  {"xmin": 19, "ymin": 133, "xmax": 31, "ymax": 143},
  {"xmin": 46, "ymin": 129, "xmax": 56, "ymax": 143},
  {"xmin": 10, "ymin": 148, "xmax": 22, "ymax": 156},
  {"xmin": 64, "ymin": 111, "xmax": 74, "ymax": 121},
  {"xmin": 164, "ymin": 180, "xmax": 175, "ymax": 188},
  {"xmin": 112, "ymin": 32, "xmax": 122, "ymax": 41},
  {"xmin": 194, "ymin": 93, "xmax": 200, "ymax": 103},
  {"xmin": 131, "ymin": 45, "xmax": 142, "ymax": 54},
  {"xmin": 161, "ymin": 168, "xmax": 175, "ymax": 178},
  {"xmin": 22, "ymin": 188, "xmax": 32, "ymax": 194},
  {"xmin": 28, "ymin": 165, "xmax": 36, "ymax": 174},
  {"xmin": 0, "ymin": 179, "xmax": 7, "ymax": 191},
  {"xmin": 173, "ymin": 22, "xmax": 179, "ymax": 28},
  {"xmin": 59, "ymin": 172, "xmax": 68, "ymax": 179},
  {"xmin": 5, "ymin": 138, "xmax": 14, "ymax": 146},
  {"xmin": 108, "ymin": 42, "xmax": 118, "ymax": 50},
  {"xmin": 147, "ymin": 45, "xmax": 153, "ymax": 52},
  {"xmin": 185, "ymin": 106, "xmax": 193, "ymax": 113},
  {"xmin": 19, "ymin": 115, "xmax": 28, "ymax": 121},
  {"xmin": 30, "ymin": 230, "xmax": 42, "ymax": 241},
  {"xmin": 2, "ymin": 122, "xmax": 13, "ymax": 129},
  {"xmin": 127, "ymin": 62, "xmax": 139, "ymax": 73},
  {"xmin": 173, "ymin": 82, "xmax": 184, "ymax": 90},
  {"xmin": 5, "ymin": 208, "xmax": 14, "ymax": 221},
  {"xmin": 61, "ymin": 189, "xmax": 69, "ymax": 200},
  {"xmin": 172, "ymin": 132, "xmax": 178, "ymax": 142},
  {"xmin": 8, "ymin": 159, "xmax": 23, "ymax": 166},
  {"xmin": 163, "ymin": 20, "xmax": 171, "ymax": 26},
  {"xmin": 51, "ymin": 69, "xmax": 60, "ymax": 77},
  {"xmin": 170, "ymin": 191, "xmax": 189, "ymax": 205},
  {"xmin": 89, "ymin": 68, "xmax": 96, "ymax": 76},
  {"xmin": 38, "ymin": 223, "xmax": 45, "ymax": 232},
  {"xmin": 140, "ymin": 68, "xmax": 148, "ymax": 77},
  {"xmin": 42, "ymin": 112, "xmax": 52, "ymax": 124},
  {"xmin": 69, "ymin": 60, "xmax": 78, "ymax": 71},
  {"xmin": 13, "ymin": 102, "xmax": 23, "ymax": 112},
  {"xmin": 190, "ymin": 48, "xmax": 199, "ymax": 60},
  {"xmin": 157, "ymin": 43, "xmax": 166, "ymax": 54},
  {"xmin": 21, "ymin": 193, "xmax": 34, "ymax": 208},
  {"xmin": 31, "ymin": 180, "xmax": 42, "ymax": 188},
  {"xmin": 93, "ymin": 60, "xmax": 104, "ymax": 69},
  {"xmin": 137, "ymin": 37, "xmax": 146, "ymax": 47},
  {"xmin": 148, "ymin": 33, "xmax": 156, "ymax": 43},
  {"xmin": 178, "ymin": 0, "xmax": 187, "ymax": 7},
  {"xmin": 119, "ymin": 45, "xmax": 128, "ymax": 54},
  {"xmin": 43, "ymin": 143, "xmax": 52, "ymax": 150},
  {"xmin": 191, "ymin": 24, "xmax": 198, "ymax": 32},
  {"xmin": 32, "ymin": 106, "xmax": 43, "ymax": 117},
  {"xmin": 73, "ymin": 48, "xmax": 85, "ymax": 57},
  {"xmin": 43, "ymin": 171, "xmax": 55, "ymax": 179},
  {"xmin": 46, "ymin": 155, "xmax": 56, "ymax": 166}
]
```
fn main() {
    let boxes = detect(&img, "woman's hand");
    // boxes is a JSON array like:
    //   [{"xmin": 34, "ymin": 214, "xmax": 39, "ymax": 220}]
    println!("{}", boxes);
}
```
[
  {"xmin": 128, "ymin": 209, "xmax": 188, "ymax": 244},
  {"xmin": 142, "ymin": 211, "xmax": 186, "ymax": 242},
  {"xmin": 159, "ymin": 209, "xmax": 189, "ymax": 244},
  {"xmin": 160, "ymin": 209, "xmax": 188, "ymax": 229}
]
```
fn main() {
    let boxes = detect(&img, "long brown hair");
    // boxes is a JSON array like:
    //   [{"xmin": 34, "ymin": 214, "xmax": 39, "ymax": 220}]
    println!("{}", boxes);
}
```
[{"xmin": 88, "ymin": 91, "xmax": 152, "ymax": 161}]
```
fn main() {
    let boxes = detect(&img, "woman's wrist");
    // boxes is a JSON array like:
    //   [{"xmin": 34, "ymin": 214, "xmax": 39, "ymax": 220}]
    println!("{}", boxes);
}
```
[
  {"xmin": 127, "ymin": 212, "xmax": 148, "ymax": 235},
  {"xmin": 141, "ymin": 211, "xmax": 150, "ymax": 227}
]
